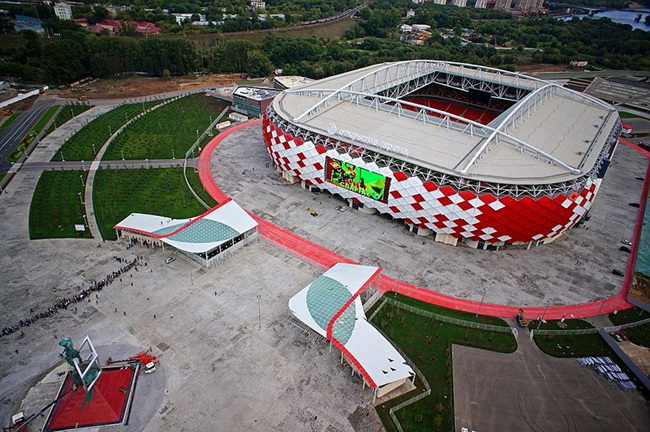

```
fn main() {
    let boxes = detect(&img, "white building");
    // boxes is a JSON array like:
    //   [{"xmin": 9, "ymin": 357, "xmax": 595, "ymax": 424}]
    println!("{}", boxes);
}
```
[
  {"xmin": 250, "ymin": 0, "xmax": 266, "ymax": 10},
  {"xmin": 433, "ymin": 0, "xmax": 447, "ymax": 4},
  {"xmin": 475, "ymin": 0, "xmax": 488, "ymax": 8},
  {"xmin": 451, "ymin": 0, "xmax": 467, "ymax": 6},
  {"xmin": 53, "ymin": 2, "xmax": 72, "ymax": 20}
]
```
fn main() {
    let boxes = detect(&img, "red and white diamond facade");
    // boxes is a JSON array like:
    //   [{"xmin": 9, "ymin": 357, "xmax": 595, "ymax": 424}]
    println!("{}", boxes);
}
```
[{"xmin": 263, "ymin": 61, "xmax": 621, "ymax": 248}]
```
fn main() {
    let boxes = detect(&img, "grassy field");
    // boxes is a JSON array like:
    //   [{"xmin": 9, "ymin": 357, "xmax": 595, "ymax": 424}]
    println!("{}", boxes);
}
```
[
  {"xmin": 531, "ymin": 320, "xmax": 611, "ymax": 358},
  {"xmin": 7, "ymin": 105, "xmax": 59, "ymax": 163},
  {"xmin": 93, "ymin": 168, "xmax": 209, "ymax": 240},
  {"xmin": 185, "ymin": 166, "xmax": 218, "ymax": 208},
  {"xmin": 0, "ymin": 113, "xmax": 20, "ymax": 135},
  {"xmin": 44, "ymin": 103, "xmax": 92, "ymax": 137},
  {"xmin": 371, "ymin": 295, "xmax": 517, "ymax": 432},
  {"xmin": 619, "ymin": 112, "xmax": 644, "ymax": 119},
  {"xmin": 609, "ymin": 308, "xmax": 650, "ymax": 348},
  {"xmin": 103, "ymin": 95, "xmax": 228, "ymax": 160},
  {"xmin": 29, "ymin": 170, "xmax": 92, "ymax": 239},
  {"xmin": 53, "ymin": 100, "xmax": 161, "ymax": 162}
]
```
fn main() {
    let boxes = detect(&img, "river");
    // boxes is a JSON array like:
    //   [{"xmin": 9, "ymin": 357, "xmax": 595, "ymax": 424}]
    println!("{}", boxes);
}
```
[{"xmin": 561, "ymin": 9, "xmax": 650, "ymax": 31}]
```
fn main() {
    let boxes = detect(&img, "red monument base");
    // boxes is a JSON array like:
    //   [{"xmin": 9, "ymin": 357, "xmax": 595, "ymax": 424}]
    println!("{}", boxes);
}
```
[{"xmin": 44, "ymin": 366, "xmax": 138, "ymax": 431}]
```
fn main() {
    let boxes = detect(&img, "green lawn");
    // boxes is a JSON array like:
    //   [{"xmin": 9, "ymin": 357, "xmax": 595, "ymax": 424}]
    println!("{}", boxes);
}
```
[
  {"xmin": 619, "ymin": 112, "xmax": 644, "ymax": 119},
  {"xmin": 387, "ymin": 293, "xmax": 511, "ymax": 327},
  {"xmin": 371, "ymin": 295, "xmax": 517, "ymax": 432},
  {"xmin": 29, "ymin": 170, "xmax": 92, "ymax": 239},
  {"xmin": 185, "ymin": 166, "xmax": 217, "ymax": 208},
  {"xmin": 52, "ymin": 100, "xmax": 161, "ymax": 162},
  {"xmin": 93, "ymin": 168, "xmax": 210, "ymax": 240},
  {"xmin": 0, "ymin": 113, "xmax": 20, "ymax": 135},
  {"xmin": 609, "ymin": 308, "xmax": 650, "ymax": 348},
  {"xmin": 44, "ymin": 103, "xmax": 92, "ymax": 138},
  {"xmin": 103, "ymin": 94, "xmax": 228, "ymax": 161},
  {"xmin": 7, "ymin": 106, "xmax": 59, "ymax": 163}
]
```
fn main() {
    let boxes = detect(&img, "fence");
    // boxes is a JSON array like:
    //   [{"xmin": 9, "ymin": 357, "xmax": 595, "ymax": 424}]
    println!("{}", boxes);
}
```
[
  {"xmin": 381, "ymin": 297, "xmax": 514, "ymax": 334},
  {"xmin": 602, "ymin": 316, "xmax": 650, "ymax": 333}
]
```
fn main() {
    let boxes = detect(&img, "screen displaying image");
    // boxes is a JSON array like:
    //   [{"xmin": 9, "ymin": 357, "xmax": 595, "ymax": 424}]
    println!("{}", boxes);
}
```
[{"xmin": 325, "ymin": 157, "xmax": 391, "ymax": 203}]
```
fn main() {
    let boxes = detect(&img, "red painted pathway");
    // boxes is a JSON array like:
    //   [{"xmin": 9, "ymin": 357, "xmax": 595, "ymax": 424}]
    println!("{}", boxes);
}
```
[{"xmin": 198, "ymin": 121, "xmax": 649, "ymax": 319}]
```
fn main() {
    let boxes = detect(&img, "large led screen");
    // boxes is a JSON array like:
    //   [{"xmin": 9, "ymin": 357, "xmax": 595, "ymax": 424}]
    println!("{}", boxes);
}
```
[{"xmin": 325, "ymin": 157, "xmax": 391, "ymax": 203}]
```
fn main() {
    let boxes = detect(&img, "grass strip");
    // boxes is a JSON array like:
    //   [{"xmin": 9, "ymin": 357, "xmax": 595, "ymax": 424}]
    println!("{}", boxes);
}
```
[
  {"xmin": 93, "ymin": 167, "xmax": 209, "ymax": 240},
  {"xmin": 29, "ymin": 170, "xmax": 92, "ymax": 239}
]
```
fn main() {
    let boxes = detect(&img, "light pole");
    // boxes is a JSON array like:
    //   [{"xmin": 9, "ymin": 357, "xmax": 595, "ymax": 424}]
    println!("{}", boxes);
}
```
[
  {"xmin": 61, "ymin": 151, "xmax": 65, "ymax": 162},
  {"xmin": 257, "ymin": 294, "xmax": 262, "ymax": 330},
  {"xmin": 142, "ymin": 102, "xmax": 145, "ymax": 113},
  {"xmin": 108, "ymin": 125, "xmax": 112, "ymax": 136},
  {"xmin": 537, "ymin": 298, "xmax": 553, "ymax": 330},
  {"xmin": 172, "ymin": 149, "xmax": 175, "ymax": 159},
  {"xmin": 82, "ymin": 214, "xmax": 87, "ymax": 227},
  {"xmin": 78, "ymin": 192, "xmax": 84, "ymax": 205},
  {"xmin": 121, "ymin": 150, "xmax": 125, "ymax": 161},
  {"xmin": 145, "ymin": 158, "xmax": 149, "ymax": 169},
  {"xmin": 79, "ymin": 174, "xmax": 84, "ymax": 187},
  {"xmin": 70, "ymin": 108, "xmax": 74, "ymax": 119},
  {"xmin": 125, "ymin": 112, "xmax": 128, "ymax": 123},
  {"xmin": 196, "ymin": 129, "xmax": 199, "ymax": 141},
  {"xmin": 81, "ymin": 160, "xmax": 85, "ymax": 171},
  {"xmin": 476, "ymin": 287, "xmax": 487, "ymax": 317},
  {"xmin": 91, "ymin": 143, "xmax": 96, "ymax": 155}
]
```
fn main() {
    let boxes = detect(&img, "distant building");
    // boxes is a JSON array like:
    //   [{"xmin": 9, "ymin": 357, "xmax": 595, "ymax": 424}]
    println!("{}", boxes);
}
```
[
  {"xmin": 13, "ymin": 15, "xmax": 44, "ymax": 33},
  {"xmin": 273, "ymin": 76, "xmax": 315, "ymax": 90},
  {"xmin": 433, "ymin": 0, "xmax": 447, "ymax": 4},
  {"xmin": 53, "ymin": 2, "xmax": 73, "ymax": 21},
  {"xmin": 494, "ymin": 0, "xmax": 512, "ymax": 10},
  {"xmin": 515, "ymin": 0, "xmax": 544, "ymax": 11},
  {"xmin": 250, "ymin": 0, "xmax": 266, "ymax": 10},
  {"xmin": 570, "ymin": 60, "xmax": 589, "ymax": 68},
  {"xmin": 451, "ymin": 0, "xmax": 467, "ymax": 6},
  {"xmin": 475, "ymin": 0, "xmax": 487, "ymax": 8},
  {"xmin": 232, "ymin": 86, "xmax": 280, "ymax": 118},
  {"xmin": 411, "ymin": 0, "xmax": 426, "ymax": 4},
  {"xmin": 73, "ymin": 18, "xmax": 88, "ymax": 27},
  {"xmin": 405, "ymin": 9, "xmax": 415, "ymax": 19}
]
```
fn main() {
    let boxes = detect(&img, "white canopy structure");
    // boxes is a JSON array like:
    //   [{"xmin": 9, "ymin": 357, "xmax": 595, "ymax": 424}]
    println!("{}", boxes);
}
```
[
  {"xmin": 114, "ymin": 199, "xmax": 258, "ymax": 267},
  {"xmin": 288, "ymin": 263, "xmax": 414, "ymax": 399}
]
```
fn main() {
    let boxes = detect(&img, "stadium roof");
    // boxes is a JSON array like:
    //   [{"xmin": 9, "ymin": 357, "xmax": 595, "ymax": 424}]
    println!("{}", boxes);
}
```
[
  {"xmin": 271, "ymin": 60, "xmax": 619, "ymax": 185},
  {"xmin": 114, "ymin": 199, "xmax": 258, "ymax": 254},
  {"xmin": 288, "ymin": 263, "xmax": 414, "ymax": 388}
]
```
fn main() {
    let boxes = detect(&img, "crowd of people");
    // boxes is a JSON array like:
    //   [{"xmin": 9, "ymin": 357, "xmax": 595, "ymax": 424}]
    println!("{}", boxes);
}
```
[{"xmin": 1, "ymin": 257, "xmax": 141, "ymax": 339}]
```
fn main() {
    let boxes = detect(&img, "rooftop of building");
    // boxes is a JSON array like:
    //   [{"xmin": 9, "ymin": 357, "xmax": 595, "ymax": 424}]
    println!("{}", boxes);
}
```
[{"xmin": 272, "ymin": 61, "xmax": 619, "ymax": 185}]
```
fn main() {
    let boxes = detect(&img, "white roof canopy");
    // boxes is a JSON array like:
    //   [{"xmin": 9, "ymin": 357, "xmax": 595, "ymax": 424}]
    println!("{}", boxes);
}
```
[
  {"xmin": 288, "ymin": 263, "xmax": 414, "ymax": 388},
  {"xmin": 114, "ymin": 199, "xmax": 258, "ymax": 254}
]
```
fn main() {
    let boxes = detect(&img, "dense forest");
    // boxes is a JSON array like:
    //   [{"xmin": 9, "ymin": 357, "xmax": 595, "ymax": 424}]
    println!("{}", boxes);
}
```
[{"xmin": 0, "ymin": 1, "xmax": 649, "ymax": 84}]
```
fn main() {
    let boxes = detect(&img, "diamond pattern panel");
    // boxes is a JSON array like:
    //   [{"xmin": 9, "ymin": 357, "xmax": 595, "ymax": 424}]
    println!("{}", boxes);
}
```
[{"xmin": 262, "ymin": 116, "xmax": 600, "ymax": 245}]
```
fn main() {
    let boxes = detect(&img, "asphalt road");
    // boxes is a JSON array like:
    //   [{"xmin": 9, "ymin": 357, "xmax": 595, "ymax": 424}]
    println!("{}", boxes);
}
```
[{"xmin": 0, "ymin": 100, "xmax": 54, "ymax": 173}]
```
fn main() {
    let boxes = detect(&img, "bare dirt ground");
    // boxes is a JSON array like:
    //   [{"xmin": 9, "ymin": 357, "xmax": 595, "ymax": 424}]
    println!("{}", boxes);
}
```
[
  {"xmin": 516, "ymin": 63, "xmax": 574, "ymax": 73},
  {"xmin": 49, "ymin": 74, "xmax": 242, "ymax": 100},
  {"xmin": 618, "ymin": 341, "xmax": 650, "ymax": 376}
]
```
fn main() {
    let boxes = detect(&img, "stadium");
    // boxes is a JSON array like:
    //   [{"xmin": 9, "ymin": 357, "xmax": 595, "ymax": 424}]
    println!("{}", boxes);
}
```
[{"xmin": 263, "ymin": 60, "xmax": 622, "ymax": 249}]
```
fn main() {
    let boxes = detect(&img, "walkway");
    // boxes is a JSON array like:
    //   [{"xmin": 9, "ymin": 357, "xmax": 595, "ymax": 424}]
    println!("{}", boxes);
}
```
[{"xmin": 198, "ymin": 121, "xmax": 650, "ymax": 319}]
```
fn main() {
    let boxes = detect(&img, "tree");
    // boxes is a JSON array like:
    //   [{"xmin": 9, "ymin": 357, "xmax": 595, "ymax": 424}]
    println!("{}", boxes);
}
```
[
  {"xmin": 41, "ymin": 39, "xmax": 86, "ymax": 84},
  {"xmin": 246, "ymin": 49, "xmax": 273, "ymax": 77}
]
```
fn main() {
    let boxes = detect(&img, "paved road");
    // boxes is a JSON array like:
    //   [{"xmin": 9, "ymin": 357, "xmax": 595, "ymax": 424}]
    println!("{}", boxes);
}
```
[
  {"xmin": 0, "ymin": 100, "xmax": 54, "ymax": 172},
  {"xmin": 18, "ymin": 158, "xmax": 196, "ymax": 172}
]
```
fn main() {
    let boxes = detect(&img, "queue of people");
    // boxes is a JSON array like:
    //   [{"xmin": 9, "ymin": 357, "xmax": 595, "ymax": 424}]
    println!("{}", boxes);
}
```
[{"xmin": 1, "ymin": 257, "xmax": 141, "ymax": 338}]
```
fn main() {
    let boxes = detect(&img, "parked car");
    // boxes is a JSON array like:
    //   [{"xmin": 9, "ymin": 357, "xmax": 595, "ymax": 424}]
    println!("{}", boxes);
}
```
[{"xmin": 164, "ymin": 257, "xmax": 175, "ymax": 264}]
